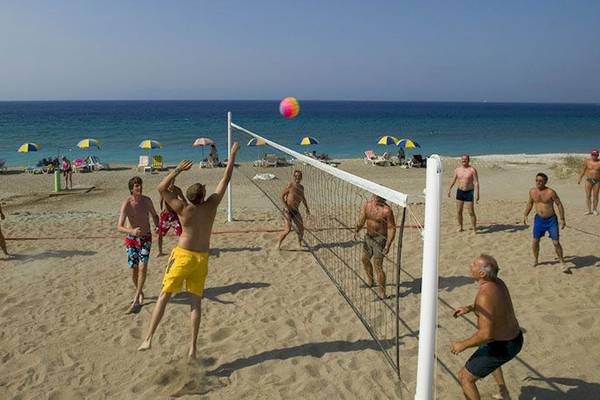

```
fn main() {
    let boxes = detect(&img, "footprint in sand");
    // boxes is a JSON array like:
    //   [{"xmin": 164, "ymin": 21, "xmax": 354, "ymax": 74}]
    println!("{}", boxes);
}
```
[{"xmin": 209, "ymin": 327, "xmax": 233, "ymax": 342}]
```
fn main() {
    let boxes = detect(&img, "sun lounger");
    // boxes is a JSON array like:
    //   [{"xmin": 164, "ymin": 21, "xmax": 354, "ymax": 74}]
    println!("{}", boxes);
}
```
[
  {"xmin": 152, "ymin": 155, "xmax": 164, "ymax": 171},
  {"xmin": 363, "ymin": 150, "xmax": 389, "ymax": 166},
  {"xmin": 137, "ymin": 155, "xmax": 152, "ymax": 173},
  {"xmin": 86, "ymin": 155, "xmax": 109, "ymax": 171}
]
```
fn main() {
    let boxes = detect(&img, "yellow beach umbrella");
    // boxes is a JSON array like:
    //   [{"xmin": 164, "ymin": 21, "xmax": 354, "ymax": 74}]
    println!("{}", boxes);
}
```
[
  {"xmin": 17, "ymin": 143, "xmax": 41, "ymax": 153},
  {"xmin": 139, "ymin": 139, "xmax": 163, "ymax": 149},
  {"xmin": 77, "ymin": 138, "xmax": 101, "ymax": 149},
  {"xmin": 377, "ymin": 136, "xmax": 399, "ymax": 145},
  {"xmin": 297, "ymin": 136, "xmax": 319, "ymax": 145}
]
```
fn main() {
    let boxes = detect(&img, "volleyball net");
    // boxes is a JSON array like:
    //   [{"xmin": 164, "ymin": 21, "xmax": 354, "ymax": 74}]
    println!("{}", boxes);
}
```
[{"xmin": 227, "ymin": 114, "xmax": 442, "ymax": 397}]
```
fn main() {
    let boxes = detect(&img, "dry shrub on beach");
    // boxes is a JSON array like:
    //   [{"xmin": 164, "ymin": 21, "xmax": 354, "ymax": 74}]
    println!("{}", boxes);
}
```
[{"xmin": 550, "ymin": 156, "xmax": 584, "ymax": 179}]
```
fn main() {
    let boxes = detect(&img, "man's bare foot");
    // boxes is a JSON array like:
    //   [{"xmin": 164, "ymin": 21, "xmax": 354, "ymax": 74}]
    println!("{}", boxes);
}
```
[
  {"xmin": 137, "ymin": 291, "xmax": 145, "ymax": 305},
  {"xmin": 492, "ymin": 385, "xmax": 511, "ymax": 399},
  {"xmin": 532, "ymin": 260, "xmax": 538, "ymax": 267},
  {"xmin": 137, "ymin": 339, "xmax": 152, "ymax": 351},
  {"xmin": 127, "ymin": 302, "xmax": 142, "ymax": 314},
  {"xmin": 584, "ymin": 211, "xmax": 592, "ymax": 215},
  {"xmin": 156, "ymin": 252, "xmax": 166, "ymax": 257},
  {"xmin": 188, "ymin": 347, "xmax": 197, "ymax": 360},
  {"xmin": 594, "ymin": 210, "xmax": 599, "ymax": 216},
  {"xmin": 457, "ymin": 227, "xmax": 464, "ymax": 232},
  {"xmin": 561, "ymin": 264, "xmax": 572, "ymax": 274}
]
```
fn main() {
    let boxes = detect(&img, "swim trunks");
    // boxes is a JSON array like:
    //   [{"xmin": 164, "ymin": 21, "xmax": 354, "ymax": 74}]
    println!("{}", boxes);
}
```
[
  {"xmin": 465, "ymin": 330, "xmax": 523, "ymax": 378},
  {"xmin": 363, "ymin": 233, "xmax": 387, "ymax": 258},
  {"xmin": 158, "ymin": 210, "xmax": 182, "ymax": 236},
  {"xmin": 456, "ymin": 189, "xmax": 474, "ymax": 202},
  {"xmin": 533, "ymin": 214, "xmax": 559, "ymax": 241},
  {"xmin": 287, "ymin": 207, "xmax": 301, "ymax": 222},
  {"xmin": 124, "ymin": 233, "xmax": 152, "ymax": 268},
  {"xmin": 162, "ymin": 246, "xmax": 209, "ymax": 296},
  {"xmin": 586, "ymin": 177, "xmax": 600, "ymax": 185}
]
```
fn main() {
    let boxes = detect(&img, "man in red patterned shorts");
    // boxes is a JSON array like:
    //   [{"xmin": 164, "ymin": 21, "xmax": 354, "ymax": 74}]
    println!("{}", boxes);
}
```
[{"xmin": 157, "ymin": 183, "xmax": 187, "ymax": 257}]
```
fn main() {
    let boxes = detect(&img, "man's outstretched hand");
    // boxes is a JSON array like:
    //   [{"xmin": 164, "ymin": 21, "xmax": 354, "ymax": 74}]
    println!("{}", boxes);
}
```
[
  {"xmin": 176, "ymin": 160, "xmax": 193, "ymax": 172},
  {"xmin": 231, "ymin": 142, "xmax": 241, "ymax": 155}
]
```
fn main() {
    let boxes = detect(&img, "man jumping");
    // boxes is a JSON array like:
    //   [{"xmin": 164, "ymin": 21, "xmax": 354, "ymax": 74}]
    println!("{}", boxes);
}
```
[{"xmin": 138, "ymin": 142, "xmax": 240, "ymax": 359}]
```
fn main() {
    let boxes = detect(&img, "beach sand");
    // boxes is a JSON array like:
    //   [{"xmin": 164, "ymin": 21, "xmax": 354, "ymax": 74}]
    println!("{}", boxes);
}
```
[{"xmin": 1, "ymin": 154, "xmax": 599, "ymax": 399}]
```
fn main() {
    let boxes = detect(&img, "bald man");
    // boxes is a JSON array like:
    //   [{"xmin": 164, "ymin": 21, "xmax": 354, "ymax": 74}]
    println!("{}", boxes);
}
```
[{"xmin": 451, "ymin": 255, "xmax": 523, "ymax": 400}]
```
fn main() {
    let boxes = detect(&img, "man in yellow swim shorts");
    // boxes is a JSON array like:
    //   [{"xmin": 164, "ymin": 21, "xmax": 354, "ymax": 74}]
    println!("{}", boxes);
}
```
[{"xmin": 138, "ymin": 142, "xmax": 241, "ymax": 359}]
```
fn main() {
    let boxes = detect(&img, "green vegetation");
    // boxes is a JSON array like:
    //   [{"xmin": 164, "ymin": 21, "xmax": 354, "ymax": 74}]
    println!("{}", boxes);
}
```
[{"xmin": 550, "ymin": 156, "xmax": 584, "ymax": 179}]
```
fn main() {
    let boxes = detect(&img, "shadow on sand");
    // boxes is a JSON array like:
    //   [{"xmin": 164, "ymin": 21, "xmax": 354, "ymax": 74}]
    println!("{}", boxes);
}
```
[
  {"xmin": 167, "ymin": 282, "xmax": 271, "ymax": 305},
  {"xmin": 400, "ymin": 275, "xmax": 473, "ymax": 297},
  {"xmin": 519, "ymin": 376, "xmax": 600, "ymax": 399},
  {"xmin": 207, "ymin": 338, "xmax": 395, "ymax": 377},
  {"xmin": 478, "ymin": 223, "xmax": 529, "ymax": 234},
  {"xmin": 9, "ymin": 250, "xmax": 97, "ymax": 261}
]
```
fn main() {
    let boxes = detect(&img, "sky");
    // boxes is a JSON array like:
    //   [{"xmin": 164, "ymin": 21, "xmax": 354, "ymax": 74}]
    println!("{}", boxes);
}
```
[{"xmin": 0, "ymin": 0, "xmax": 599, "ymax": 103}]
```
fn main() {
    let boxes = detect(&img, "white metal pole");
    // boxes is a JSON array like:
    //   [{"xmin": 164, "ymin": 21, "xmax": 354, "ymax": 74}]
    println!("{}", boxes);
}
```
[
  {"xmin": 415, "ymin": 155, "xmax": 443, "ymax": 400},
  {"xmin": 227, "ymin": 112, "xmax": 232, "ymax": 222}
]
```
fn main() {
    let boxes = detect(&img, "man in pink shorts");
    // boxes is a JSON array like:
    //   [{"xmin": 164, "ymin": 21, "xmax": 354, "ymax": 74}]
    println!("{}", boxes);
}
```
[{"xmin": 157, "ymin": 183, "xmax": 187, "ymax": 256}]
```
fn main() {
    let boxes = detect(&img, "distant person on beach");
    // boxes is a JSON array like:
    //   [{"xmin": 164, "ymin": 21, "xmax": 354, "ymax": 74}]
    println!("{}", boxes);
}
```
[
  {"xmin": 138, "ymin": 142, "xmax": 240, "ymax": 359},
  {"xmin": 277, "ymin": 169, "xmax": 310, "ymax": 250},
  {"xmin": 448, "ymin": 155, "xmax": 480, "ymax": 233},
  {"xmin": 117, "ymin": 176, "xmax": 160, "ymax": 314},
  {"xmin": 0, "ymin": 203, "xmax": 8, "ymax": 257},
  {"xmin": 451, "ymin": 254, "xmax": 523, "ymax": 400},
  {"xmin": 577, "ymin": 149, "xmax": 600, "ymax": 216},
  {"xmin": 523, "ymin": 172, "xmax": 569, "ymax": 273},
  {"xmin": 208, "ymin": 144, "xmax": 219, "ymax": 167},
  {"xmin": 61, "ymin": 157, "xmax": 73, "ymax": 190},
  {"xmin": 398, "ymin": 147, "xmax": 406, "ymax": 164},
  {"xmin": 157, "ymin": 183, "xmax": 186, "ymax": 257},
  {"xmin": 354, "ymin": 195, "xmax": 396, "ymax": 299}
]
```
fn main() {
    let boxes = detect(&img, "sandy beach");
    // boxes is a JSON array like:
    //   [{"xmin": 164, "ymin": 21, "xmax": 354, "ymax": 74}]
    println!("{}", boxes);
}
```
[{"xmin": 1, "ymin": 153, "xmax": 599, "ymax": 399}]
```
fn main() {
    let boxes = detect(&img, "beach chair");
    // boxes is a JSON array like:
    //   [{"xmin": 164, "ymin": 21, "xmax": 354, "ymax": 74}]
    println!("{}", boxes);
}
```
[
  {"xmin": 253, "ymin": 153, "xmax": 279, "ymax": 168},
  {"xmin": 73, "ymin": 158, "xmax": 91, "ymax": 173},
  {"xmin": 408, "ymin": 154, "xmax": 425, "ymax": 168},
  {"xmin": 137, "ymin": 155, "xmax": 152, "ymax": 173},
  {"xmin": 152, "ymin": 155, "xmax": 164, "ymax": 171},
  {"xmin": 363, "ymin": 150, "xmax": 388, "ymax": 166},
  {"xmin": 25, "ymin": 160, "xmax": 48, "ymax": 174},
  {"xmin": 0, "ymin": 159, "xmax": 6, "ymax": 174},
  {"xmin": 86, "ymin": 155, "xmax": 109, "ymax": 171}
]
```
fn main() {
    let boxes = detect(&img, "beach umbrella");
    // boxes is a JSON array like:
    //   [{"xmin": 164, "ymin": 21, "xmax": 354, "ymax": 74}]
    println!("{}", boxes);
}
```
[
  {"xmin": 377, "ymin": 135, "xmax": 399, "ymax": 146},
  {"xmin": 397, "ymin": 138, "xmax": 420, "ymax": 149},
  {"xmin": 77, "ymin": 138, "xmax": 101, "ymax": 149},
  {"xmin": 17, "ymin": 143, "xmax": 41, "ymax": 153},
  {"xmin": 139, "ymin": 139, "xmax": 163, "ymax": 149},
  {"xmin": 297, "ymin": 136, "xmax": 319, "ymax": 145},
  {"xmin": 192, "ymin": 137, "xmax": 214, "ymax": 160},
  {"xmin": 247, "ymin": 138, "xmax": 266, "ymax": 146}
]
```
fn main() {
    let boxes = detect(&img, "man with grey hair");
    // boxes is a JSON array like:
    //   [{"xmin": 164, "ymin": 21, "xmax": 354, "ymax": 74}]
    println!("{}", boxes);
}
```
[{"xmin": 451, "ymin": 254, "xmax": 523, "ymax": 400}]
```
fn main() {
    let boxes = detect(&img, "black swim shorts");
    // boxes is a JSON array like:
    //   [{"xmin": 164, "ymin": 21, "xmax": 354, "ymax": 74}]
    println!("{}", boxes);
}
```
[
  {"xmin": 465, "ymin": 330, "xmax": 523, "ymax": 378},
  {"xmin": 456, "ymin": 189, "xmax": 474, "ymax": 202}
]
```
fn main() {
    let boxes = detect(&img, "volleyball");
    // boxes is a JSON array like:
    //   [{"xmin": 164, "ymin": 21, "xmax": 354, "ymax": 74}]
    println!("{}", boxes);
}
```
[{"xmin": 279, "ymin": 97, "xmax": 300, "ymax": 119}]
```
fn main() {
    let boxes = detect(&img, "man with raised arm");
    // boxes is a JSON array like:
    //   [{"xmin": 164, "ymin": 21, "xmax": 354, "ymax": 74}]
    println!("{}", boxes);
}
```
[
  {"xmin": 138, "ymin": 142, "xmax": 240, "ymax": 359},
  {"xmin": 117, "ymin": 177, "xmax": 159, "ymax": 314},
  {"xmin": 354, "ymin": 195, "xmax": 396, "ymax": 299},
  {"xmin": 277, "ymin": 169, "xmax": 310, "ymax": 250},
  {"xmin": 577, "ymin": 149, "xmax": 600, "ymax": 216},
  {"xmin": 451, "ymin": 254, "xmax": 523, "ymax": 400},
  {"xmin": 448, "ymin": 155, "xmax": 480, "ymax": 233},
  {"xmin": 523, "ymin": 172, "xmax": 569, "ymax": 273}
]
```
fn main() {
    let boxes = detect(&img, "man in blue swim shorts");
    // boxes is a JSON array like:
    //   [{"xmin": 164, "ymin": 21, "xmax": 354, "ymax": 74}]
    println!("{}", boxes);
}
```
[
  {"xmin": 523, "ymin": 173, "xmax": 569, "ymax": 273},
  {"xmin": 451, "ymin": 255, "xmax": 523, "ymax": 400},
  {"xmin": 448, "ymin": 155, "xmax": 480, "ymax": 233}
]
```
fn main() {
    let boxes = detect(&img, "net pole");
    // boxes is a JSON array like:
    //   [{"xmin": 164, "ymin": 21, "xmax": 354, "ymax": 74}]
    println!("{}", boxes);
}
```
[
  {"xmin": 227, "ymin": 111, "xmax": 233, "ymax": 222},
  {"xmin": 395, "ymin": 207, "xmax": 407, "ymax": 377},
  {"xmin": 415, "ymin": 155, "xmax": 443, "ymax": 400}
]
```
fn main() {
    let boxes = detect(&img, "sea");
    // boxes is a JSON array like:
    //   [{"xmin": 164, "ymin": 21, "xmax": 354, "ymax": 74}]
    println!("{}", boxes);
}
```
[{"xmin": 1, "ymin": 100, "xmax": 599, "ymax": 166}]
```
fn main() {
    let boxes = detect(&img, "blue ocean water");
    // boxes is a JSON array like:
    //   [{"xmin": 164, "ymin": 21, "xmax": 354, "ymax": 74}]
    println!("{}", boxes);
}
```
[{"xmin": 1, "ymin": 100, "xmax": 599, "ymax": 166}]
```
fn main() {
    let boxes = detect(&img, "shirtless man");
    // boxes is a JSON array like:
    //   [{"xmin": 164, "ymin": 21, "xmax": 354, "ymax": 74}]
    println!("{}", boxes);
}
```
[
  {"xmin": 157, "ymin": 183, "xmax": 186, "ymax": 257},
  {"xmin": 138, "ymin": 142, "xmax": 240, "ymax": 359},
  {"xmin": 523, "ymin": 173, "xmax": 569, "ymax": 273},
  {"xmin": 117, "ymin": 177, "xmax": 159, "ymax": 313},
  {"xmin": 354, "ymin": 195, "xmax": 396, "ymax": 299},
  {"xmin": 448, "ymin": 155, "xmax": 480, "ymax": 232},
  {"xmin": 577, "ymin": 149, "xmax": 600, "ymax": 216},
  {"xmin": 277, "ymin": 169, "xmax": 310, "ymax": 250},
  {"xmin": 451, "ymin": 254, "xmax": 523, "ymax": 400},
  {"xmin": 0, "ymin": 203, "xmax": 8, "ymax": 256}
]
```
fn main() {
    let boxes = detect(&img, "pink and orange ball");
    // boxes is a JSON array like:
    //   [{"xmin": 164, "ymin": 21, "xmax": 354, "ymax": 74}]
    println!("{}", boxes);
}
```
[{"xmin": 279, "ymin": 97, "xmax": 300, "ymax": 119}]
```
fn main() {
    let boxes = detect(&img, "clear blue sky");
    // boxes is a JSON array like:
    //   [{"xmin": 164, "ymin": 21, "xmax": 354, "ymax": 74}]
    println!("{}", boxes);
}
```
[{"xmin": 1, "ymin": 0, "xmax": 599, "ymax": 102}]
